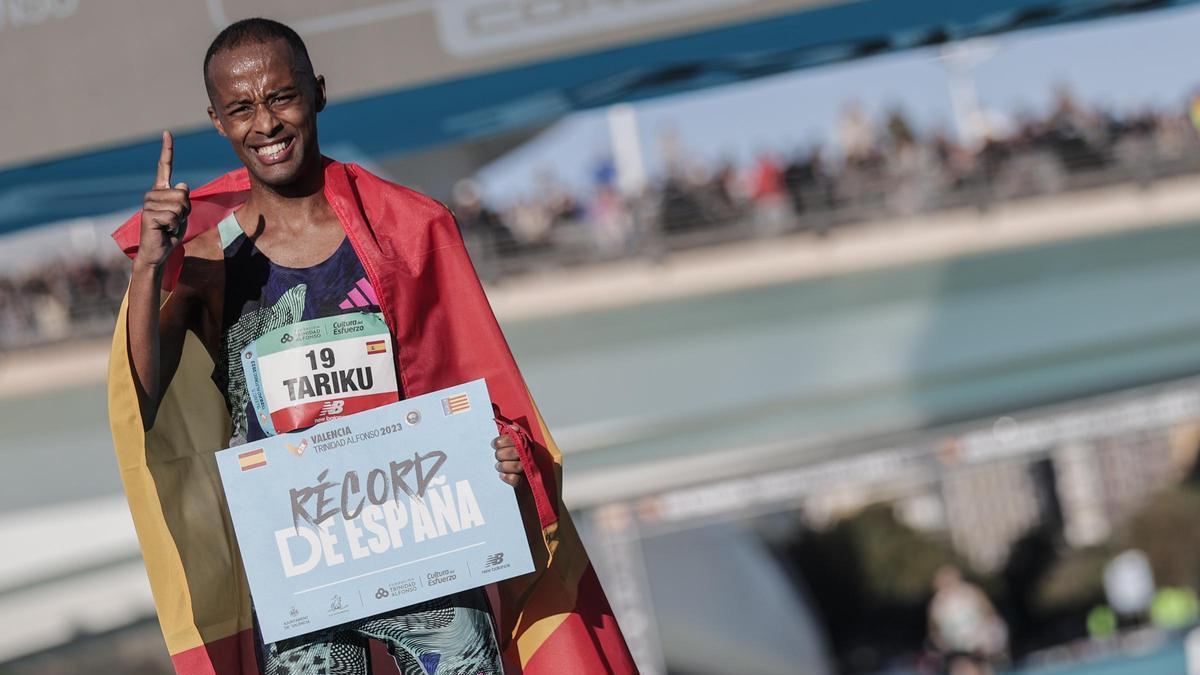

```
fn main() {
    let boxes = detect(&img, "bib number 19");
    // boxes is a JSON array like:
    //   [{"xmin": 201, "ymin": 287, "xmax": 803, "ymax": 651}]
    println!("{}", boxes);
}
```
[{"xmin": 306, "ymin": 348, "xmax": 336, "ymax": 370}]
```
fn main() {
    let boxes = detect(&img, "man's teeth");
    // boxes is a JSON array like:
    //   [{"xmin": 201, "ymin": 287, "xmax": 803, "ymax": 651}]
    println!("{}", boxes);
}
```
[{"xmin": 255, "ymin": 141, "xmax": 288, "ymax": 156}]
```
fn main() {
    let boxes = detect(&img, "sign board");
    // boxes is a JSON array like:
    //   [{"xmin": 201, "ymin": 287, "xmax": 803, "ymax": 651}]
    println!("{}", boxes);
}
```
[{"xmin": 215, "ymin": 378, "xmax": 535, "ymax": 643}]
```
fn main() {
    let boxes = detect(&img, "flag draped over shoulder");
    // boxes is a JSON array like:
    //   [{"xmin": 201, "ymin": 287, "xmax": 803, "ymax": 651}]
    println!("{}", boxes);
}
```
[{"xmin": 108, "ymin": 160, "xmax": 639, "ymax": 675}]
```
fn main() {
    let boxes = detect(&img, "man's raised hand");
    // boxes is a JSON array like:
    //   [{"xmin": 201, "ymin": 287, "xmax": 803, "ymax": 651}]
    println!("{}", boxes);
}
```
[{"xmin": 136, "ymin": 131, "xmax": 191, "ymax": 272}]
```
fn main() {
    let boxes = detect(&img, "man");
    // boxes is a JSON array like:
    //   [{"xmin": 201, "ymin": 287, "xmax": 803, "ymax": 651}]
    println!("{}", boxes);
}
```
[{"xmin": 109, "ymin": 17, "xmax": 636, "ymax": 675}]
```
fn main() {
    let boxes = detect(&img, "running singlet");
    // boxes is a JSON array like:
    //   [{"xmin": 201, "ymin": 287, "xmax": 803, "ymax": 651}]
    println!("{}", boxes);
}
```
[{"xmin": 213, "ymin": 214, "xmax": 397, "ymax": 445}]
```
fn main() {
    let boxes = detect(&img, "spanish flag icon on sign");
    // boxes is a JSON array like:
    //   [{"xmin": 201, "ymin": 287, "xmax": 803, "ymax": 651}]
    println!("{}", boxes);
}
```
[
  {"xmin": 366, "ymin": 339, "xmax": 387, "ymax": 355},
  {"xmin": 238, "ymin": 448, "xmax": 267, "ymax": 472}
]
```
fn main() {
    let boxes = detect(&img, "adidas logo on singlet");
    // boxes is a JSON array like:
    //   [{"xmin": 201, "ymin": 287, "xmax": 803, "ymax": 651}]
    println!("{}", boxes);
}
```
[{"xmin": 338, "ymin": 278, "xmax": 379, "ymax": 310}]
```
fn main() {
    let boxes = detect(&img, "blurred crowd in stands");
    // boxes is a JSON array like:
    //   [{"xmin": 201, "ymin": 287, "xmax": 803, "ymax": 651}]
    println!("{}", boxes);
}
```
[
  {"xmin": 3, "ymin": 87, "xmax": 1200, "ymax": 350},
  {"xmin": 453, "ymin": 87, "xmax": 1200, "ymax": 278},
  {"xmin": 0, "ymin": 255, "xmax": 131, "ymax": 350}
]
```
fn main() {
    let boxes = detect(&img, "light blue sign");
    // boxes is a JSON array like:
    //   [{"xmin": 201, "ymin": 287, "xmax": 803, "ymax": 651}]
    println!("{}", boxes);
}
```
[{"xmin": 215, "ymin": 378, "xmax": 535, "ymax": 644}]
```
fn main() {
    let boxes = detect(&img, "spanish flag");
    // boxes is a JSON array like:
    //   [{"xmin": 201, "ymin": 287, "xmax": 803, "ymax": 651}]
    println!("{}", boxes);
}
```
[
  {"xmin": 108, "ymin": 160, "xmax": 639, "ymax": 674},
  {"xmin": 236, "ymin": 449, "xmax": 266, "ymax": 472}
]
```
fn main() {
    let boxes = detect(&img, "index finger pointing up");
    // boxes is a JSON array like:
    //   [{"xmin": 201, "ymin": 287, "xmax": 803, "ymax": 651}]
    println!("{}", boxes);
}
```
[{"xmin": 155, "ymin": 130, "xmax": 173, "ymax": 189}]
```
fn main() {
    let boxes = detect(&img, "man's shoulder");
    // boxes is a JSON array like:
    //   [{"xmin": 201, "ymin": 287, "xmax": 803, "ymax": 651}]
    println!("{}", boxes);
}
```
[
  {"xmin": 176, "ymin": 227, "xmax": 224, "ymax": 294},
  {"xmin": 184, "ymin": 226, "xmax": 224, "ymax": 262}
]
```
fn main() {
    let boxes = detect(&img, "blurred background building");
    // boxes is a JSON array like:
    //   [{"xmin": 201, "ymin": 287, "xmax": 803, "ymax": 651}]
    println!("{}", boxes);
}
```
[{"xmin": 6, "ymin": 1, "xmax": 1200, "ymax": 674}]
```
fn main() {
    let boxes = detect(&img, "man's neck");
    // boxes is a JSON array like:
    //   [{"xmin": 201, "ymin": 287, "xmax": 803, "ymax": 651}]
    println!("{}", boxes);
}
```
[{"xmin": 241, "ymin": 159, "xmax": 334, "ymax": 233}]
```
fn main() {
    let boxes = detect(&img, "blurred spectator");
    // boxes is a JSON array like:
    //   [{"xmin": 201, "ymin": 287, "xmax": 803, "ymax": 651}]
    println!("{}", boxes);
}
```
[
  {"xmin": 588, "ymin": 184, "xmax": 635, "ymax": 257},
  {"xmin": 748, "ymin": 151, "xmax": 794, "ymax": 236},
  {"xmin": 928, "ymin": 565, "xmax": 1008, "ymax": 675},
  {"xmin": 453, "ymin": 179, "xmax": 517, "ymax": 266},
  {"xmin": 0, "ymin": 254, "xmax": 129, "ymax": 350},
  {"xmin": 839, "ymin": 100, "xmax": 878, "ymax": 163}
]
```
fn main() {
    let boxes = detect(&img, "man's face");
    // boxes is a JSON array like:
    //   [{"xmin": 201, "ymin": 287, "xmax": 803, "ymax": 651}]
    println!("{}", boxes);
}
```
[{"xmin": 206, "ymin": 39, "xmax": 325, "ymax": 189}]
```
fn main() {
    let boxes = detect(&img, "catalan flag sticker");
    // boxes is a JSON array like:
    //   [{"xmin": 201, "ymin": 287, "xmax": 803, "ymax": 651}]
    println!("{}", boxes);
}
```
[
  {"xmin": 441, "ymin": 392, "xmax": 471, "ymax": 416},
  {"xmin": 238, "ymin": 448, "xmax": 267, "ymax": 471},
  {"xmin": 366, "ymin": 339, "xmax": 387, "ymax": 355}
]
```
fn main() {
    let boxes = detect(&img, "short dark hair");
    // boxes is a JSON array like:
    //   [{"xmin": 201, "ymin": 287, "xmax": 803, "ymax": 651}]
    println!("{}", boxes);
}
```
[{"xmin": 203, "ymin": 18, "xmax": 313, "ymax": 97}]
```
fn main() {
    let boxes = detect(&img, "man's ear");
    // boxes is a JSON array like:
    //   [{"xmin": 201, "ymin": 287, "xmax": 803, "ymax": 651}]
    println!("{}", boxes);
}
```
[
  {"xmin": 314, "ymin": 74, "xmax": 327, "ymax": 114},
  {"xmin": 207, "ymin": 106, "xmax": 228, "ymax": 138}
]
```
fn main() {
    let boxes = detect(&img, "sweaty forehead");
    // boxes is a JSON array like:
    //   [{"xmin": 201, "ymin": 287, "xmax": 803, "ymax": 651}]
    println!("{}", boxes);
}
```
[{"xmin": 207, "ymin": 39, "xmax": 306, "ymax": 100}]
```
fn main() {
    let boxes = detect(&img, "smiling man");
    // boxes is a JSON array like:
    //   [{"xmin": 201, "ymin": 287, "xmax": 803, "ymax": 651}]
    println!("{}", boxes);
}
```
[{"xmin": 110, "ymin": 17, "xmax": 636, "ymax": 675}]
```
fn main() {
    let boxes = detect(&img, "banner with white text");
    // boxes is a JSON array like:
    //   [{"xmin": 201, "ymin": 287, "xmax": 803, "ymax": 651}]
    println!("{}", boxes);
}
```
[{"xmin": 215, "ymin": 378, "xmax": 535, "ymax": 643}]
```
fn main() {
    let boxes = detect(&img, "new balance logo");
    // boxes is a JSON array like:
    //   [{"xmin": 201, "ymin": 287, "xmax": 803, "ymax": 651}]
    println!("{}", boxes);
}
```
[
  {"xmin": 486, "ymin": 552, "xmax": 504, "ymax": 567},
  {"xmin": 320, "ymin": 400, "xmax": 346, "ymax": 416},
  {"xmin": 338, "ymin": 278, "xmax": 380, "ymax": 310}
]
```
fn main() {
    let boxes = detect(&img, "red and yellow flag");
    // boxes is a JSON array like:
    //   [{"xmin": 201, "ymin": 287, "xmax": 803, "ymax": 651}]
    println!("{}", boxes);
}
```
[
  {"xmin": 108, "ymin": 160, "xmax": 639, "ymax": 674},
  {"xmin": 236, "ymin": 449, "xmax": 266, "ymax": 472}
]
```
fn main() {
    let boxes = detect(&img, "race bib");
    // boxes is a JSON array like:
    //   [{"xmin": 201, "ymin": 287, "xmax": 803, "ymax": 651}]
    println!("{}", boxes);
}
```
[{"xmin": 243, "ymin": 313, "xmax": 400, "ymax": 436}]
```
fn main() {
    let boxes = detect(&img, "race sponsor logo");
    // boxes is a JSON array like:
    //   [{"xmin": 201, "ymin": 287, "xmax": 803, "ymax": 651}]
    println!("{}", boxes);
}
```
[
  {"xmin": 282, "ymin": 605, "xmax": 310, "ymax": 631},
  {"xmin": 374, "ymin": 578, "xmax": 420, "ymax": 600},
  {"xmin": 426, "ymin": 568, "xmax": 459, "ymax": 586},
  {"xmin": 286, "ymin": 439, "xmax": 308, "ymax": 457},
  {"xmin": 482, "ymin": 551, "xmax": 511, "ymax": 575},
  {"xmin": 328, "ymin": 594, "xmax": 350, "ymax": 617}
]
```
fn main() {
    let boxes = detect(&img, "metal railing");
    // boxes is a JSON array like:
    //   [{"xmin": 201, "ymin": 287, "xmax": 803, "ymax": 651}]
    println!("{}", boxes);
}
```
[{"xmin": 463, "ymin": 126, "xmax": 1200, "ymax": 281}]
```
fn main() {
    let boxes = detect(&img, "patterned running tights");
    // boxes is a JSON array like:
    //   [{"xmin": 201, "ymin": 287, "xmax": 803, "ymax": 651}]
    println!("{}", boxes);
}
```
[{"xmin": 256, "ymin": 590, "xmax": 503, "ymax": 675}]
